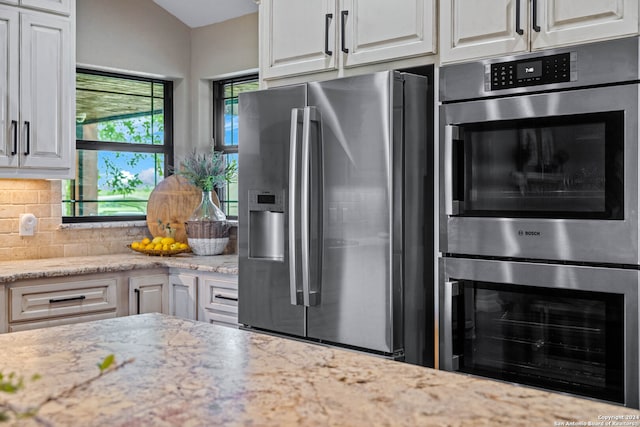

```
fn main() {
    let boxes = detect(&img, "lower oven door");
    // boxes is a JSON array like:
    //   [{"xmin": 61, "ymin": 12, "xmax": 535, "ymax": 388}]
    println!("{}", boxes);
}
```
[{"xmin": 439, "ymin": 257, "xmax": 639, "ymax": 408}]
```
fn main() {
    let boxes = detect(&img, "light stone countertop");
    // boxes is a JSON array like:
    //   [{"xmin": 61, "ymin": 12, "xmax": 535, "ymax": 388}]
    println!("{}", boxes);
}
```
[
  {"xmin": 0, "ymin": 313, "xmax": 638, "ymax": 427},
  {"xmin": 0, "ymin": 253, "xmax": 238, "ymax": 283}
]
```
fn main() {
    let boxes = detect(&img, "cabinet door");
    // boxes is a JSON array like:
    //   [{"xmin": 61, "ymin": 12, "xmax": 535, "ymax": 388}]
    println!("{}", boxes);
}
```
[
  {"xmin": 19, "ymin": 0, "xmax": 71, "ymax": 15},
  {"xmin": 19, "ymin": 11, "xmax": 72, "ymax": 170},
  {"xmin": 0, "ymin": 285, "xmax": 6, "ymax": 333},
  {"xmin": 0, "ymin": 7, "xmax": 18, "ymax": 168},
  {"xmin": 129, "ymin": 274, "xmax": 169, "ymax": 315},
  {"xmin": 341, "ymin": 0, "xmax": 436, "ymax": 67},
  {"xmin": 260, "ymin": 0, "xmax": 337, "ymax": 79},
  {"xmin": 169, "ymin": 272, "xmax": 197, "ymax": 320},
  {"xmin": 532, "ymin": 0, "xmax": 638, "ymax": 50},
  {"xmin": 439, "ymin": 0, "xmax": 528, "ymax": 64}
]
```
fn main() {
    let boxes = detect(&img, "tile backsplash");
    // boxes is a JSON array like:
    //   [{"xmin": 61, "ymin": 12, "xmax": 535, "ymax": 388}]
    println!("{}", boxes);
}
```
[
  {"xmin": 0, "ymin": 179, "xmax": 237, "ymax": 261},
  {"xmin": 0, "ymin": 179, "xmax": 149, "ymax": 260}
]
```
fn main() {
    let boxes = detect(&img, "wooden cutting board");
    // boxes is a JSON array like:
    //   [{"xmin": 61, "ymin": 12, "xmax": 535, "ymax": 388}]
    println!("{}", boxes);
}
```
[{"xmin": 146, "ymin": 175, "xmax": 220, "ymax": 243}]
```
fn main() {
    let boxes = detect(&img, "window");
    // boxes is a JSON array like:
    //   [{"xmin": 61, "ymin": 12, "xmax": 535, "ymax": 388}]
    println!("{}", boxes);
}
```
[
  {"xmin": 213, "ymin": 75, "xmax": 259, "ymax": 218},
  {"xmin": 62, "ymin": 69, "xmax": 173, "ymax": 222}
]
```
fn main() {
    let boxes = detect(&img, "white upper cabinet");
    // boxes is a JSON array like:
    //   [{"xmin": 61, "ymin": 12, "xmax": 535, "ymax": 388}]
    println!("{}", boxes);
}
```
[
  {"xmin": 440, "ymin": 0, "xmax": 638, "ymax": 64},
  {"xmin": 260, "ymin": 0, "xmax": 436, "ymax": 80},
  {"xmin": 260, "ymin": 0, "xmax": 337, "ymax": 79},
  {"xmin": 531, "ymin": 0, "xmax": 638, "ymax": 50},
  {"xmin": 0, "ymin": 0, "xmax": 70, "ymax": 15},
  {"xmin": 341, "ymin": 0, "xmax": 436, "ymax": 68},
  {"xmin": 0, "ymin": 3, "xmax": 74, "ymax": 178}
]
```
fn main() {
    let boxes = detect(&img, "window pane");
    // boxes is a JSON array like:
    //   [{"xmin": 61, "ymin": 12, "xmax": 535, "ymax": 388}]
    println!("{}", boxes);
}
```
[
  {"xmin": 76, "ymin": 72, "xmax": 164, "ymax": 144},
  {"xmin": 224, "ymin": 99, "xmax": 238, "ymax": 146},
  {"xmin": 62, "ymin": 150, "xmax": 164, "ymax": 218},
  {"xmin": 221, "ymin": 153, "xmax": 238, "ymax": 217}
]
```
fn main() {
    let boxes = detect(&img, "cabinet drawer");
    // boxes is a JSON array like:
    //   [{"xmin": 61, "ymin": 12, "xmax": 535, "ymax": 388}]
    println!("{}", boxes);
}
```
[
  {"xmin": 9, "ymin": 311, "xmax": 116, "ymax": 332},
  {"xmin": 10, "ymin": 278, "xmax": 117, "ymax": 322},
  {"xmin": 199, "ymin": 274, "xmax": 238, "ymax": 312},
  {"xmin": 202, "ymin": 310, "xmax": 238, "ymax": 328}
]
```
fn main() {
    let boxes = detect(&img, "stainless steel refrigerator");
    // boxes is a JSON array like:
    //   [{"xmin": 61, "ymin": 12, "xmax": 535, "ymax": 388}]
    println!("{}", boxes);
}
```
[{"xmin": 238, "ymin": 70, "xmax": 434, "ymax": 366}]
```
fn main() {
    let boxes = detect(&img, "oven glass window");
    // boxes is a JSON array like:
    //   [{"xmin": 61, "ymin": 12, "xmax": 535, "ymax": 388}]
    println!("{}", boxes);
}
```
[
  {"xmin": 454, "ymin": 112, "xmax": 623, "ymax": 219},
  {"xmin": 451, "ymin": 281, "xmax": 624, "ymax": 403}
]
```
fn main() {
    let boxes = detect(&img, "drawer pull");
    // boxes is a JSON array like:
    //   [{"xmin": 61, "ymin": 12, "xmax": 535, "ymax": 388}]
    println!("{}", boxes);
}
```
[
  {"xmin": 49, "ymin": 295, "xmax": 86, "ymax": 304},
  {"xmin": 214, "ymin": 294, "xmax": 238, "ymax": 302}
]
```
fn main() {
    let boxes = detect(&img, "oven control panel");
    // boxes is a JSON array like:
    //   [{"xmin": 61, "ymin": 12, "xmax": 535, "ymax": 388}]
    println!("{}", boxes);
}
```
[{"xmin": 485, "ymin": 52, "xmax": 577, "ymax": 91}]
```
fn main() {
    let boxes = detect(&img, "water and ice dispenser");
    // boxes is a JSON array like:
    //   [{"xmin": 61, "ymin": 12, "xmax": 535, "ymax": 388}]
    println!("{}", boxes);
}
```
[{"xmin": 248, "ymin": 190, "xmax": 284, "ymax": 261}]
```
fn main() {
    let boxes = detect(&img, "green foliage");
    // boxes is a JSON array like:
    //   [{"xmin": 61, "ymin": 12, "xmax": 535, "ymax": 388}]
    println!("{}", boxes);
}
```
[
  {"xmin": 97, "ymin": 354, "xmax": 115, "ymax": 373},
  {"xmin": 176, "ymin": 147, "xmax": 237, "ymax": 191},
  {"xmin": 97, "ymin": 114, "xmax": 165, "ymax": 197},
  {"xmin": 1, "ymin": 354, "xmax": 129, "ymax": 424}
]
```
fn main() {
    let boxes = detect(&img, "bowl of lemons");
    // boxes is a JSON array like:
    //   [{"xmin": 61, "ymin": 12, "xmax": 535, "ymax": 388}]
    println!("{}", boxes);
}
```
[{"xmin": 129, "ymin": 236, "xmax": 191, "ymax": 256}]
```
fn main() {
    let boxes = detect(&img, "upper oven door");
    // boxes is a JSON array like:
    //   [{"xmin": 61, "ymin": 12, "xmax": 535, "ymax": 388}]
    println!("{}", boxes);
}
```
[{"xmin": 440, "ymin": 84, "xmax": 639, "ymax": 264}]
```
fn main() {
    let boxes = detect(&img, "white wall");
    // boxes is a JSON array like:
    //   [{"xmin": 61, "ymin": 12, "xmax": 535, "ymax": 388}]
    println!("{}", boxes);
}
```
[
  {"xmin": 189, "ymin": 13, "xmax": 259, "ymax": 158},
  {"xmin": 76, "ymin": 0, "xmax": 190, "ymax": 163},
  {"xmin": 76, "ymin": 0, "xmax": 259, "ymax": 162}
]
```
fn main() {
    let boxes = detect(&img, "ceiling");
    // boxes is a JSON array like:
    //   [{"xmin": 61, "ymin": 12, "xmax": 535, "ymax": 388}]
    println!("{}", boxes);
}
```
[{"xmin": 152, "ymin": 0, "xmax": 258, "ymax": 28}]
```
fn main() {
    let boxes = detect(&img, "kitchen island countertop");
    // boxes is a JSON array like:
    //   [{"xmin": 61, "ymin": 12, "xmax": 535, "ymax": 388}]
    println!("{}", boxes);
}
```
[
  {"xmin": 0, "ymin": 253, "xmax": 238, "ymax": 283},
  {"xmin": 1, "ymin": 313, "xmax": 638, "ymax": 426}
]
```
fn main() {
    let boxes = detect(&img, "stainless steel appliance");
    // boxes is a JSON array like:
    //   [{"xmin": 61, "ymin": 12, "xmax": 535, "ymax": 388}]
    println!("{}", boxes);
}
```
[
  {"xmin": 438, "ymin": 37, "xmax": 640, "ymax": 408},
  {"xmin": 439, "ymin": 36, "xmax": 637, "ymax": 264},
  {"xmin": 440, "ymin": 257, "xmax": 638, "ymax": 407},
  {"xmin": 238, "ymin": 70, "xmax": 434, "ymax": 366}
]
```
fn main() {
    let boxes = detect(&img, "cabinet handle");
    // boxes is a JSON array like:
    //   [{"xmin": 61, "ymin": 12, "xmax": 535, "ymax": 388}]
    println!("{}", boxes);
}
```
[
  {"xmin": 324, "ymin": 13, "xmax": 333, "ymax": 56},
  {"xmin": 10, "ymin": 120, "xmax": 17, "ymax": 155},
  {"xmin": 214, "ymin": 294, "xmax": 238, "ymax": 302},
  {"xmin": 134, "ymin": 288, "xmax": 140, "ymax": 314},
  {"xmin": 532, "ymin": 0, "xmax": 541, "ymax": 32},
  {"xmin": 515, "ymin": 0, "xmax": 524, "ymax": 35},
  {"xmin": 24, "ymin": 121, "xmax": 30, "ymax": 155},
  {"xmin": 49, "ymin": 295, "xmax": 86, "ymax": 304},
  {"xmin": 340, "ymin": 10, "xmax": 349, "ymax": 53}
]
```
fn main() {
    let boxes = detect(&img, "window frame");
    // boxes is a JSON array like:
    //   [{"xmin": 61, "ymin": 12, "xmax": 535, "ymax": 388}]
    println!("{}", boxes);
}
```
[
  {"xmin": 212, "ymin": 73, "xmax": 258, "ymax": 219},
  {"xmin": 62, "ymin": 68, "xmax": 174, "ymax": 223}
]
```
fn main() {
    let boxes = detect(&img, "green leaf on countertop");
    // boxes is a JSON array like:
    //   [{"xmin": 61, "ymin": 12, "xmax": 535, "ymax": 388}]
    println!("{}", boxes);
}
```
[
  {"xmin": 97, "ymin": 354, "xmax": 116, "ymax": 373},
  {"xmin": 0, "ymin": 411, "xmax": 9, "ymax": 422}
]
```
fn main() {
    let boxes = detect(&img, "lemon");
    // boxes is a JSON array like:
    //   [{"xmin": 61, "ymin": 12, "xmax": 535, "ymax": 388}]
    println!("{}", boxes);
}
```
[
  {"xmin": 152, "ymin": 236, "xmax": 163, "ymax": 244},
  {"xmin": 154, "ymin": 243, "xmax": 163, "ymax": 250},
  {"xmin": 145, "ymin": 243, "xmax": 155, "ymax": 250},
  {"xmin": 131, "ymin": 242, "xmax": 140, "ymax": 250},
  {"xmin": 178, "ymin": 243, "xmax": 189, "ymax": 250},
  {"xmin": 161, "ymin": 237, "xmax": 175, "ymax": 245},
  {"xmin": 162, "ymin": 244, "xmax": 169, "ymax": 251},
  {"xmin": 170, "ymin": 243, "xmax": 179, "ymax": 250},
  {"xmin": 141, "ymin": 237, "xmax": 151, "ymax": 245}
]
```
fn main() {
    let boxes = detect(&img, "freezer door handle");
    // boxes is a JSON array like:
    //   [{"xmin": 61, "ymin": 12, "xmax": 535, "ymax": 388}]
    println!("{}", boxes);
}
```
[
  {"xmin": 289, "ymin": 108, "xmax": 304, "ymax": 305},
  {"xmin": 442, "ymin": 280, "xmax": 460, "ymax": 371}
]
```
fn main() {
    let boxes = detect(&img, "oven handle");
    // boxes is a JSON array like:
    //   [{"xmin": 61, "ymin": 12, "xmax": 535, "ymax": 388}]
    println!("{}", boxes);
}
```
[
  {"xmin": 442, "ymin": 280, "xmax": 460, "ymax": 371},
  {"xmin": 444, "ymin": 125, "xmax": 460, "ymax": 216}
]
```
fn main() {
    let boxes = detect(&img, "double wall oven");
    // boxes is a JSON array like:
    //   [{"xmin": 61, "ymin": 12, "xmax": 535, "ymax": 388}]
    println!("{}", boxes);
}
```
[{"xmin": 439, "ymin": 36, "xmax": 640, "ymax": 408}]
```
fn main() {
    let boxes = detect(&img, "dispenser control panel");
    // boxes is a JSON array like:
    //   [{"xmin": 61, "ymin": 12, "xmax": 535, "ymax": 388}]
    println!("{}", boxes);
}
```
[{"xmin": 248, "ymin": 190, "xmax": 284, "ymax": 212}]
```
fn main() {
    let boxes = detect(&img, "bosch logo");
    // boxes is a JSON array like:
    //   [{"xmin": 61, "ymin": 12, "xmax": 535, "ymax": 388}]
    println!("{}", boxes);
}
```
[{"xmin": 518, "ymin": 230, "xmax": 541, "ymax": 236}]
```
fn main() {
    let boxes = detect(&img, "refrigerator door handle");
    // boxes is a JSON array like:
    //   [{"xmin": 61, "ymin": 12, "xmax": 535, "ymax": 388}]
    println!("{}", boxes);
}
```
[
  {"xmin": 289, "ymin": 108, "xmax": 304, "ymax": 306},
  {"xmin": 300, "ymin": 106, "xmax": 318, "ymax": 307}
]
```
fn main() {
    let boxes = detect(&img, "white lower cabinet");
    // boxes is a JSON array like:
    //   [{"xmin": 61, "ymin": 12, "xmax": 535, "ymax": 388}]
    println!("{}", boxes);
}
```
[
  {"xmin": 0, "ymin": 285, "xmax": 6, "ymax": 333},
  {"xmin": 6, "ymin": 273, "xmax": 123, "ymax": 332},
  {"xmin": 168, "ymin": 269, "xmax": 239, "ymax": 328},
  {"xmin": 2, "ymin": 268, "xmax": 237, "ymax": 333},
  {"xmin": 168, "ymin": 271, "xmax": 198, "ymax": 320},
  {"xmin": 129, "ymin": 272, "xmax": 169, "ymax": 315},
  {"xmin": 198, "ymin": 273, "xmax": 239, "ymax": 328}
]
